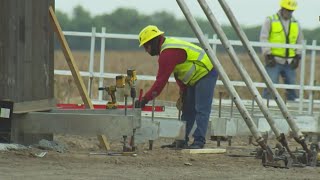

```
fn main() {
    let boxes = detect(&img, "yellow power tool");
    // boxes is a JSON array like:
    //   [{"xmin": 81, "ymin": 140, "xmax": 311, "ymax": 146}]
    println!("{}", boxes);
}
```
[{"xmin": 98, "ymin": 85, "xmax": 117, "ymax": 109}]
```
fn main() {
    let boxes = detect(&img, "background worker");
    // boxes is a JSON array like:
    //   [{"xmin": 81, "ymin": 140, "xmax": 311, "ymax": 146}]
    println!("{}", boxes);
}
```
[
  {"xmin": 260, "ymin": 0, "xmax": 304, "ymax": 101},
  {"xmin": 135, "ymin": 25, "xmax": 218, "ymax": 149}
]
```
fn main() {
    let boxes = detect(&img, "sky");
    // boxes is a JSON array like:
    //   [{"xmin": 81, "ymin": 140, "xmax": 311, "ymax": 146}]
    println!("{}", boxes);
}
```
[{"xmin": 55, "ymin": 0, "xmax": 319, "ymax": 30}]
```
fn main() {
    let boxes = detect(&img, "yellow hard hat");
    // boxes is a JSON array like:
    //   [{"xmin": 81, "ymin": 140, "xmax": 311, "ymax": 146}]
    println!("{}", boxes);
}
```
[
  {"xmin": 280, "ymin": 0, "xmax": 297, "ymax": 11},
  {"xmin": 138, "ymin": 25, "xmax": 164, "ymax": 47}
]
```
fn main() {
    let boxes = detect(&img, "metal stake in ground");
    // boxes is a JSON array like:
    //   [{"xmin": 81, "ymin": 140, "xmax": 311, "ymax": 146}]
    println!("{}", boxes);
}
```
[{"xmin": 149, "ymin": 91, "xmax": 157, "ymax": 150}]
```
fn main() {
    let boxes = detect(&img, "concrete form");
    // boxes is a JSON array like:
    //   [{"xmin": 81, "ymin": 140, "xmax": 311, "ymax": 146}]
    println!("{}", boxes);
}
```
[{"xmin": 11, "ymin": 109, "xmax": 142, "ymax": 145}]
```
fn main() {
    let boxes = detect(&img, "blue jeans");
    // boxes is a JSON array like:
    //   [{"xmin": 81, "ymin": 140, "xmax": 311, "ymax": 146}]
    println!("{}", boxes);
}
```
[
  {"xmin": 181, "ymin": 69, "xmax": 218, "ymax": 144},
  {"xmin": 262, "ymin": 63, "xmax": 297, "ymax": 101}
]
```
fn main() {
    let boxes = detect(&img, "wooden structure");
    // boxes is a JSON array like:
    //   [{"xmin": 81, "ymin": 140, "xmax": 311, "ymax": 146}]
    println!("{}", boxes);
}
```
[{"xmin": 0, "ymin": 0, "xmax": 55, "ymax": 108}]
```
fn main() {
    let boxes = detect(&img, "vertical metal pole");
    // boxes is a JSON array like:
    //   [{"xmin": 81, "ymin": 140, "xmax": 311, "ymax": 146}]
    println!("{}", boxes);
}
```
[
  {"xmin": 151, "ymin": 91, "xmax": 157, "ymax": 122},
  {"xmin": 219, "ymin": 92, "xmax": 222, "ymax": 118},
  {"xmin": 89, "ymin": 76, "xmax": 93, "ymax": 98},
  {"xmin": 251, "ymin": 98, "xmax": 255, "ymax": 116},
  {"xmin": 298, "ymin": 40, "xmax": 307, "ymax": 114},
  {"xmin": 308, "ymin": 40, "xmax": 317, "ymax": 114},
  {"xmin": 88, "ymin": 27, "xmax": 96, "ymax": 98},
  {"xmin": 176, "ymin": 0, "xmax": 264, "ymax": 143},
  {"xmin": 197, "ymin": 0, "xmax": 282, "ymax": 139},
  {"xmin": 98, "ymin": 27, "xmax": 106, "ymax": 101},
  {"xmin": 212, "ymin": 34, "xmax": 217, "ymax": 54},
  {"xmin": 124, "ymin": 96, "xmax": 128, "ymax": 116},
  {"xmin": 149, "ymin": 91, "xmax": 157, "ymax": 151},
  {"xmin": 217, "ymin": 0, "xmax": 304, "ymax": 140},
  {"xmin": 230, "ymin": 97, "xmax": 234, "ymax": 118}
]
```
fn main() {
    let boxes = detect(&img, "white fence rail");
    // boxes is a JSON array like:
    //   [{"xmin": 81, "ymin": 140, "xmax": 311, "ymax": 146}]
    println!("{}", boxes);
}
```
[{"xmin": 55, "ymin": 27, "xmax": 320, "ymax": 114}]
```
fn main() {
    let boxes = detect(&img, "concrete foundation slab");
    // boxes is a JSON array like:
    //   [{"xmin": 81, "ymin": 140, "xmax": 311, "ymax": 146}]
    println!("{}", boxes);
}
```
[{"xmin": 11, "ymin": 110, "xmax": 141, "ymax": 144}]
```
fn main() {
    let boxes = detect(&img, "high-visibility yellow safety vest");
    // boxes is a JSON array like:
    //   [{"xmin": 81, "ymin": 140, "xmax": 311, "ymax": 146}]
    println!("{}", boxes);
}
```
[
  {"xmin": 161, "ymin": 38, "xmax": 213, "ymax": 86},
  {"xmin": 268, "ymin": 14, "xmax": 299, "ymax": 58}
]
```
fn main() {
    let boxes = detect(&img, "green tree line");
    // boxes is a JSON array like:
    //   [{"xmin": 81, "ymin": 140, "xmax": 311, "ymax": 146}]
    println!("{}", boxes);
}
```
[{"xmin": 55, "ymin": 5, "xmax": 320, "ymax": 51}]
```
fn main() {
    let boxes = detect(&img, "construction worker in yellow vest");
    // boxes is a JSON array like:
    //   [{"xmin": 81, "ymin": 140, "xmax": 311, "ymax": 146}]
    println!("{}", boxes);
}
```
[
  {"xmin": 135, "ymin": 25, "xmax": 218, "ymax": 149},
  {"xmin": 260, "ymin": 0, "xmax": 304, "ymax": 101}
]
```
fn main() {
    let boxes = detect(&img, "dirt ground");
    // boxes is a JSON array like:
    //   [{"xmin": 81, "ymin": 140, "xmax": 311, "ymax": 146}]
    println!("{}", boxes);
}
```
[{"xmin": 0, "ymin": 135, "xmax": 319, "ymax": 180}]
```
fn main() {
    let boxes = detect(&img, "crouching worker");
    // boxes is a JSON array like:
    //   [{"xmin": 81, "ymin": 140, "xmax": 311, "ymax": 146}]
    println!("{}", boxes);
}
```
[{"xmin": 135, "ymin": 25, "xmax": 218, "ymax": 149}]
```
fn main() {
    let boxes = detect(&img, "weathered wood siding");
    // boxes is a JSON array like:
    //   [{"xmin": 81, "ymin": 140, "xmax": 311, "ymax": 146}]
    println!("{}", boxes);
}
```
[{"xmin": 0, "ymin": 0, "xmax": 54, "ymax": 102}]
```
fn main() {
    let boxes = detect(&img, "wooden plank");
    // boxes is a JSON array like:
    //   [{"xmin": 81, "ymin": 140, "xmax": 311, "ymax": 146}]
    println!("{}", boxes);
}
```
[
  {"xmin": 48, "ymin": 6, "xmax": 109, "ymax": 150},
  {"xmin": 48, "ymin": 6, "xmax": 110, "ymax": 150},
  {"xmin": 48, "ymin": 6, "xmax": 93, "ymax": 109},
  {"xmin": 97, "ymin": 135, "xmax": 111, "ymax": 151},
  {"xmin": 181, "ymin": 148, "xmax": 226, "ymax": 154}
]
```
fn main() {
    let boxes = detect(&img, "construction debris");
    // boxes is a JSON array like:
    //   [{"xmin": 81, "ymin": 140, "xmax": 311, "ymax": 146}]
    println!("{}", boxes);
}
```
[
  {"xmin": 35, "ymin": 139, "xmax": 67, "ymax": 153},
  {"xmin": 0, "ymin": 143, "xmax": 26, "ymax": 151}
]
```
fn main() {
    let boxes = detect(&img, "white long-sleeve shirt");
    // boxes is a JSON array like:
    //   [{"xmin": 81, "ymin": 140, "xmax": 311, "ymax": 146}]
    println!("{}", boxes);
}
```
[{"xmin": 259, "ymin": 10, "xmax": 304, "ymax": 64}]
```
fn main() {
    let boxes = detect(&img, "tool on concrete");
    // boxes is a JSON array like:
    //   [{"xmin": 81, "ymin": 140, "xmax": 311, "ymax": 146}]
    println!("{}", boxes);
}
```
[
  {"xmin": 97, "ymin": 69, "xmax": 136, "ymax": 110},
  {"xmin": 98, "ymin": 86, "xmax": 117, "ymax": 109},
  {"xmin": 116, "ymin": 75, "xmax": 126, "ymax": 88},
  {"xmin": 116, "ymin": 75, "xmax": 130, "ymax": 115},
  {"xmin": 125, "ymin": 69, "xmax": 137, "ymax": 106}
]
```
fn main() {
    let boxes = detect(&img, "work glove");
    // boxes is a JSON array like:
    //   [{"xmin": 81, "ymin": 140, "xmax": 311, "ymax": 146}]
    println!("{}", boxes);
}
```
[
  {"xmin": 290, "ymin": 54, "xmax": 301, "ymax": 69},
  {"xmin": 265, "ymin": 54, "xmax": 276, "ymax": 67},
  {"xmin": 176, "ymin": 91, "xmax": 185, "ymax": 111},
  {"xmin": 134, "ymin": 98, "xmax": 148, "ymax": 108}
]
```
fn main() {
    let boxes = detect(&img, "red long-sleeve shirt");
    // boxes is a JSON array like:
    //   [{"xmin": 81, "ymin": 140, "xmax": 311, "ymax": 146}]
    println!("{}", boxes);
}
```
[{"xmin": 143, "ymin": 37, "xmax": 187, "ymax": 102}]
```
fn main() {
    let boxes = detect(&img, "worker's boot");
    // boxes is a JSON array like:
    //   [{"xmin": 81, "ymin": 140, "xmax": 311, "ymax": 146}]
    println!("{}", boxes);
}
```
[
  {"xmin": 161, "ymin": 140, "xmax": 187, "ymax": 149},
  {"xmin": 187, "ymin": 141, "xmax": 204, "ymax": 149}
]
